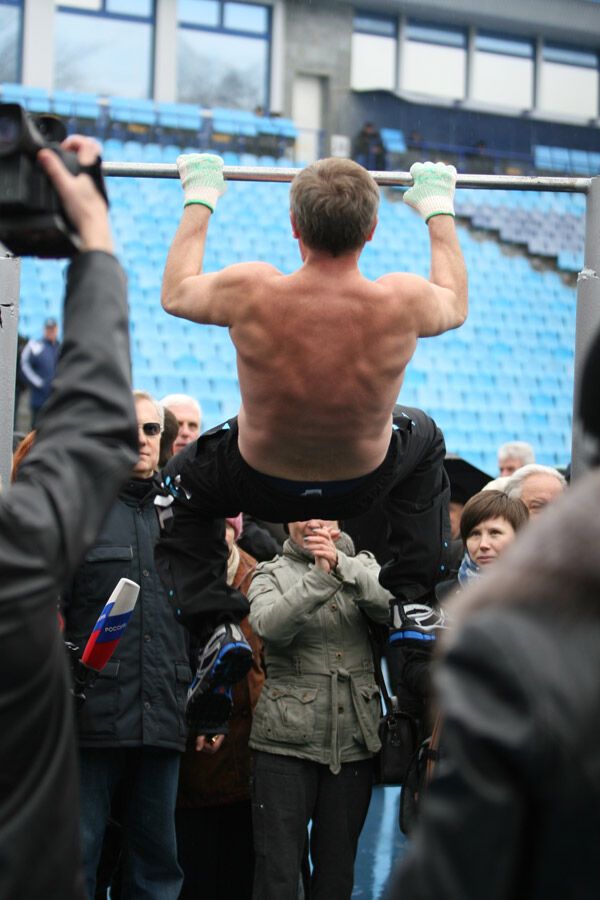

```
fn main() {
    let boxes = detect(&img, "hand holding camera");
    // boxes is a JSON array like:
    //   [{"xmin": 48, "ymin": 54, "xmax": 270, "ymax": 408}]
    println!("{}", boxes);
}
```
[
  {"xmin": 38, "ymin": 135, "xmax": 113, "ymax": 254},
  {"xmin": 0, "ymin": 102, "xmax": 111, "ymax": 257}
]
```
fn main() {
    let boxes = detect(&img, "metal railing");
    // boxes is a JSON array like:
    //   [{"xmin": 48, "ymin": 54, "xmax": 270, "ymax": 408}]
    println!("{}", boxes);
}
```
[{"xmin": 102, "ymin": 162, "xmax": 593, "ymax": 193}]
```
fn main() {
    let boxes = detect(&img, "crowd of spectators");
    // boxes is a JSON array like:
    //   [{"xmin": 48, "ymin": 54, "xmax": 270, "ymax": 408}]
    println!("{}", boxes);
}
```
[{"xmin": 10, "ymin": 357, "xmax": 582, "ymax": 898}]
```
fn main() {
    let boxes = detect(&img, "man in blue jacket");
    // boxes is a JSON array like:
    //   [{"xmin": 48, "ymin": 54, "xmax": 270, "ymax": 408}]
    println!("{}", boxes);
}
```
[{"xmin": 20, "ymin": 315, "xmax": 61, "ymax": 426}]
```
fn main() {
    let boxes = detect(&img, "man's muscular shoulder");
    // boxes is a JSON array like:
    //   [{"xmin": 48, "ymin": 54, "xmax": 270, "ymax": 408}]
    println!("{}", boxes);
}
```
[
  {"xmin": 223, "ymin": 260, "xmax": 283, "ymax": 283},
  {"xmin": 373, "ymin": 270, "xmax": 432, "ymax": 326}
]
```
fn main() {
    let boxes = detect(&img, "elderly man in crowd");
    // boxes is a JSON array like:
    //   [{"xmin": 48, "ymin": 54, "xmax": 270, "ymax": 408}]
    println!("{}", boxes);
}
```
[
  {"xmin": 497, "ymin": 440, "xmax": 535, "ymax": 477},
  {"xmin": 161, "ymin": 393, "xmax": 203, "ymax": 454},
  {"xmin": 505, "ymin": 463, "xmax": 566, "ymax": 518}
]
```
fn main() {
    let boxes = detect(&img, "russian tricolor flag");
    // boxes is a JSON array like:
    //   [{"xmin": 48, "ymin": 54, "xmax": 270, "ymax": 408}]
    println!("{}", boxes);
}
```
[{"xmin": 81, "ymin": 578, "xmax": 140, "ymax": 672}]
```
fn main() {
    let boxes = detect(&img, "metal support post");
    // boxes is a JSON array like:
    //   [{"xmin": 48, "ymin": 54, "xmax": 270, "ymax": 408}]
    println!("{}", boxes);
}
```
[
  {"xmin": 0, "ymin": 254, "xmax": 20, "ymax": 491},
  {"xmin": 572, "ymin": 175, "xmax": 600, "ymax": 480}
]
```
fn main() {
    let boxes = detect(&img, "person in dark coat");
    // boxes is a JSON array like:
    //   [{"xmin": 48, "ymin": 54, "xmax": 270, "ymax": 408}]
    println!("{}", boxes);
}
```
[
  {"xmin": 63, "ymin": 390, "xmax": 191, "ymax": 900},
  {"xmin": 352, "ymin": 121, "xmax": 387, "ymax": 170},
  {"xmin": 387, "ymin": 331, "xmax": 600, "ymax": 900},
  {"xmin": 20, "ymin": 316, "xmax": 61, "ymax": 426},
  {"xmin": 0, "ymin": 135, "xmax": 138, "ymax": 900},
  {"xmin": 176, "ymin": 515, "xmax": 264, "ymax": 900}
]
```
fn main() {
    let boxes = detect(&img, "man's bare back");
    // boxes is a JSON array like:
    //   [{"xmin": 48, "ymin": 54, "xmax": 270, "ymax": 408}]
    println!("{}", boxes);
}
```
[
  {"xmin": 161, "ymin": 156, "xmax": 467, "ymax": 481},
  {"xmin": 232, "ymin": 261, "xmax": 418, "ymax": 479}
]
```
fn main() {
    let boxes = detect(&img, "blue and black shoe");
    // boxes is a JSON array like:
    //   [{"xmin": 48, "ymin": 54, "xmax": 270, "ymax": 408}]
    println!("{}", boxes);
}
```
[
  {"xmin": 186, "ymin": 623, "xmax": 252, "ymax": 730},
  {"xmin": 389, "ymin": 599, "xmax": 450, "ymax": 650}
]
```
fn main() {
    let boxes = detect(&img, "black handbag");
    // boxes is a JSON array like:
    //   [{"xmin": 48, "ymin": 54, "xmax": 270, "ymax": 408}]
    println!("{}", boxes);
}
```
[{"xmin": 363, "ymin": 617, "xmax": 419, "ymax": 786}]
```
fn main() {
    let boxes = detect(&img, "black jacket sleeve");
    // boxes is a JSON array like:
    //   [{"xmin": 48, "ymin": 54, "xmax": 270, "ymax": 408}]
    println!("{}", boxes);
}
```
[
  {"xmin": 387, "ymin": 617, "xmax": 535, "ymax": 900},
  {"xmin": 0, "ymin": 250, "xmax": 138, "ymax": 900},
  {"xmin": 1, "ymin": 251, "xmax": 138, "ymax": 594}
]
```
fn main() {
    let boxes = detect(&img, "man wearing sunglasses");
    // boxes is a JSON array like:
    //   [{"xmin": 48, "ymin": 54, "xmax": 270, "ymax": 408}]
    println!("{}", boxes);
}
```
[{"xmin": 62, "ymin": 390, "xmax": 190, "ymax": 900}]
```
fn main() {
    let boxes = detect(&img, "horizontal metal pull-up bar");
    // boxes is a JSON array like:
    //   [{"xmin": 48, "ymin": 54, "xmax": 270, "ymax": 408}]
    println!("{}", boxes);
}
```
[{"xmin": 102, "ymin": 162, "xmax": 593, "ymax": 193}]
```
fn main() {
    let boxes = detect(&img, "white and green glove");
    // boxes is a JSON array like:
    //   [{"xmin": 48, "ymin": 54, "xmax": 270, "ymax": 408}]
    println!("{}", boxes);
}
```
[
  {"xmin": 403, "ymin": 161, "xmax": 457, "ymax": 223},
  {"xmin": 176, "ymin": 153, "xmax": 227, "ymax": 213}
]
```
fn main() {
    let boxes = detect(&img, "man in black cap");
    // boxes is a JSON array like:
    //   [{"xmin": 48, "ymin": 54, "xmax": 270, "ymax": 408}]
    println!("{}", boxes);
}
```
[{"xmin": 20, "ymin": 315, "xmax": 61, "ymax": 426}]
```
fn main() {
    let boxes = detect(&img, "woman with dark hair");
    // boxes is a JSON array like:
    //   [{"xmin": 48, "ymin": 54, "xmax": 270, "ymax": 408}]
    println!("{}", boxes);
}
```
[
  {"xmin": 399, "ymin": 490, "xmax": 529, "ymax": 833},
  {"xmin": 438, "ymin": 490, "xmax": 528, "ymax": 598}
]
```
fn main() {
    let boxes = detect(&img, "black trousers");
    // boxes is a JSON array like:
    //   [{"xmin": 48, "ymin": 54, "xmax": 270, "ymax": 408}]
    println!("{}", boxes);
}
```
[
  {"xmin": 250, "ymin": 751, "xmax": 374, "ymax": 900},
  {"xmin": 176, "ymin": 802, "xmax": 255, "ymax": 900},
  {"xmin": 154, "ymin": 408, "xmax": 450, "ymax": 637}
]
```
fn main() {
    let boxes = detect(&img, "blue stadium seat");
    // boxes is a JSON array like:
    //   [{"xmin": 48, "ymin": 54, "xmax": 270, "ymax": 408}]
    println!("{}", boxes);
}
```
[
  {"xmin": 1, "ymin": 82, "xmax": 27, "ymax": 104},
  {"xmin": 156, "ymin": 101, "xmax": 202, "ymax": 132},
  {"xmin": 174, "ymin": 355, "xmax": 203, "ymax": 372},
  {"xmin": 570, "ymin": 150, "xmax": 591, "ymax": 175},
  {"xmin": 380, "ymin": 128, "xmax": 406, "ymax": 154},
  {"xmin": 589, "ymin": 152, "xmax": 600, "ymax": 175},
  {"xmin": 211, "ymin": 107, "xmax": 258, "ymax": 137},
  {"xmin": 51, "ymin": 89, "xmax": 102, "ymax": 121},
  {"xmin": 154, "ymin": 374, "xmax": 189, "ymax": 396},
  {"xmin": 534, "ymin": 145, "xmax": 552, "ymax": 169},
  {"xmin": 550, "ymin": 147, "xmax": 570, "ymax": 172},
  {"xmin": 108, "ymin": 96, "xmax": 157, "ymax": 127}
]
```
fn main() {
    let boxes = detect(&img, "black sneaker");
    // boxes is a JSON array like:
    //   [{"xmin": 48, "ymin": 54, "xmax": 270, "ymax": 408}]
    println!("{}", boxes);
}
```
[{"xmin": 186, "ymin": 623, "xmax": 252, "ymax": 727}]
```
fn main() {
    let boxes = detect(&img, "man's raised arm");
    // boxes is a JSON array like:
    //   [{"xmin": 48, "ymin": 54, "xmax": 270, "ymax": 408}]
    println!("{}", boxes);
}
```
[
  {"xmin": 401, "ymin": 161, "xmax": 468, "ymax": 337},
  {"xmin": 161, "ymin": 153, "xmax": 230, "ymax": 325}
]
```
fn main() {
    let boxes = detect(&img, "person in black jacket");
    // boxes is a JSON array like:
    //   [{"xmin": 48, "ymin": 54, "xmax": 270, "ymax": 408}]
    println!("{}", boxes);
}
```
[
  {"xmin": 63, "ymin": 389, "xmax": 191, "ymax": 900},
  {"xmin": 386, "ymin": 333, "xmax": 600, "ymax": 900},
  {"xmin": 0, "ymin": 136, "xmax": 138, "ymax": 900}
]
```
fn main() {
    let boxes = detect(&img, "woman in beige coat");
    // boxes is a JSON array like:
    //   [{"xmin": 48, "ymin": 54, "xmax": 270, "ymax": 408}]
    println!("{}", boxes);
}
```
[{"xmin": 248, "ymin": 519, "xmax": 392, "ymax": 900}]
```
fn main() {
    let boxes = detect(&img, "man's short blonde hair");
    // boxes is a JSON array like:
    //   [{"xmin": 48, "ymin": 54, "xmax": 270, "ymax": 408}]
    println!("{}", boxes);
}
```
[{"xmin": 290, "ymin": 157, "xmax": 379, "ymax": 257}]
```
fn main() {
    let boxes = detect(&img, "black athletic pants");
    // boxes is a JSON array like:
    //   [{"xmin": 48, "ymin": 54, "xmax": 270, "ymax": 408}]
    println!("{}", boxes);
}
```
[{"xmin": 154, "ymin": 408, "xmax": 450, "ymax": 638}]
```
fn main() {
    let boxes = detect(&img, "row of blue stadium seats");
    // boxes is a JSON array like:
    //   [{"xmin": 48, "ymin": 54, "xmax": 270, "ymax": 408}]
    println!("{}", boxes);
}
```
[
  {"xmin": 103, "ymin": 141, "xmax": 293, "ymax": 167},
  {"xmin": 534, "ymin": 145, "xmax": 600, "ymax": 176},
  {"xmin": 456, "ymin": 189, "xmax": 585, "ymax": 215},
  {"xmin": 0, "ymin": 83, "xmax": 297, "ymax": 139}
]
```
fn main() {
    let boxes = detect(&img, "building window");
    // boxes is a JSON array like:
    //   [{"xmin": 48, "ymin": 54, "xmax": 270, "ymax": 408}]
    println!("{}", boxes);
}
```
[
  {"xmin": 0, "ymin": 0, "xmax": 22, "ymax": 83},
  {"xmin": 351, "ymin": 10, "xmax": 397, "ymax": 91},
  {"xmin": 177, "ymin": 0, "xmax": 270, "ymax": 110},
  {"xmin": 539, "ymin": 42, "xmax": 599, "ymax": 119},
  {"xmin": 472, "ymin": 30, "xmax": 534, "ymax": 109},
  {"xmin": 54, "ymin": 1, "xmax": 154, "ymax": 98},
  {"xmin": 402, "ymin": 19, "xmax": 466, "ymax": 101}
]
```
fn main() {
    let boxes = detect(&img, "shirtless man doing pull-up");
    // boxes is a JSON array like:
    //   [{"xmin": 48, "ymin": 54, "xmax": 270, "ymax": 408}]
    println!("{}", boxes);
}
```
[{"xmin": 155, "ymin": 155, "xmax": 467, "ymax": 732}]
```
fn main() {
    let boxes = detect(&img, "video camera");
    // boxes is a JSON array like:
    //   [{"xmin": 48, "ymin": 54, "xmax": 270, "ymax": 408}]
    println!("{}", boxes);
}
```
[{"xmin": 0, "ymin": 102, "xmax": 107, "ymax": 258}]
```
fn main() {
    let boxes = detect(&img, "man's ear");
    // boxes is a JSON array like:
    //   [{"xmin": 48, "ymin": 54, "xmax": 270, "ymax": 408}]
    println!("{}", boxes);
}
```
[
  {"xmin": 290, "ymin": 211, "xmax": 300, "ymax": 239},
  {"xmin": 365, "ymin": 216, "xmax": 378, "ymax": 243}
]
